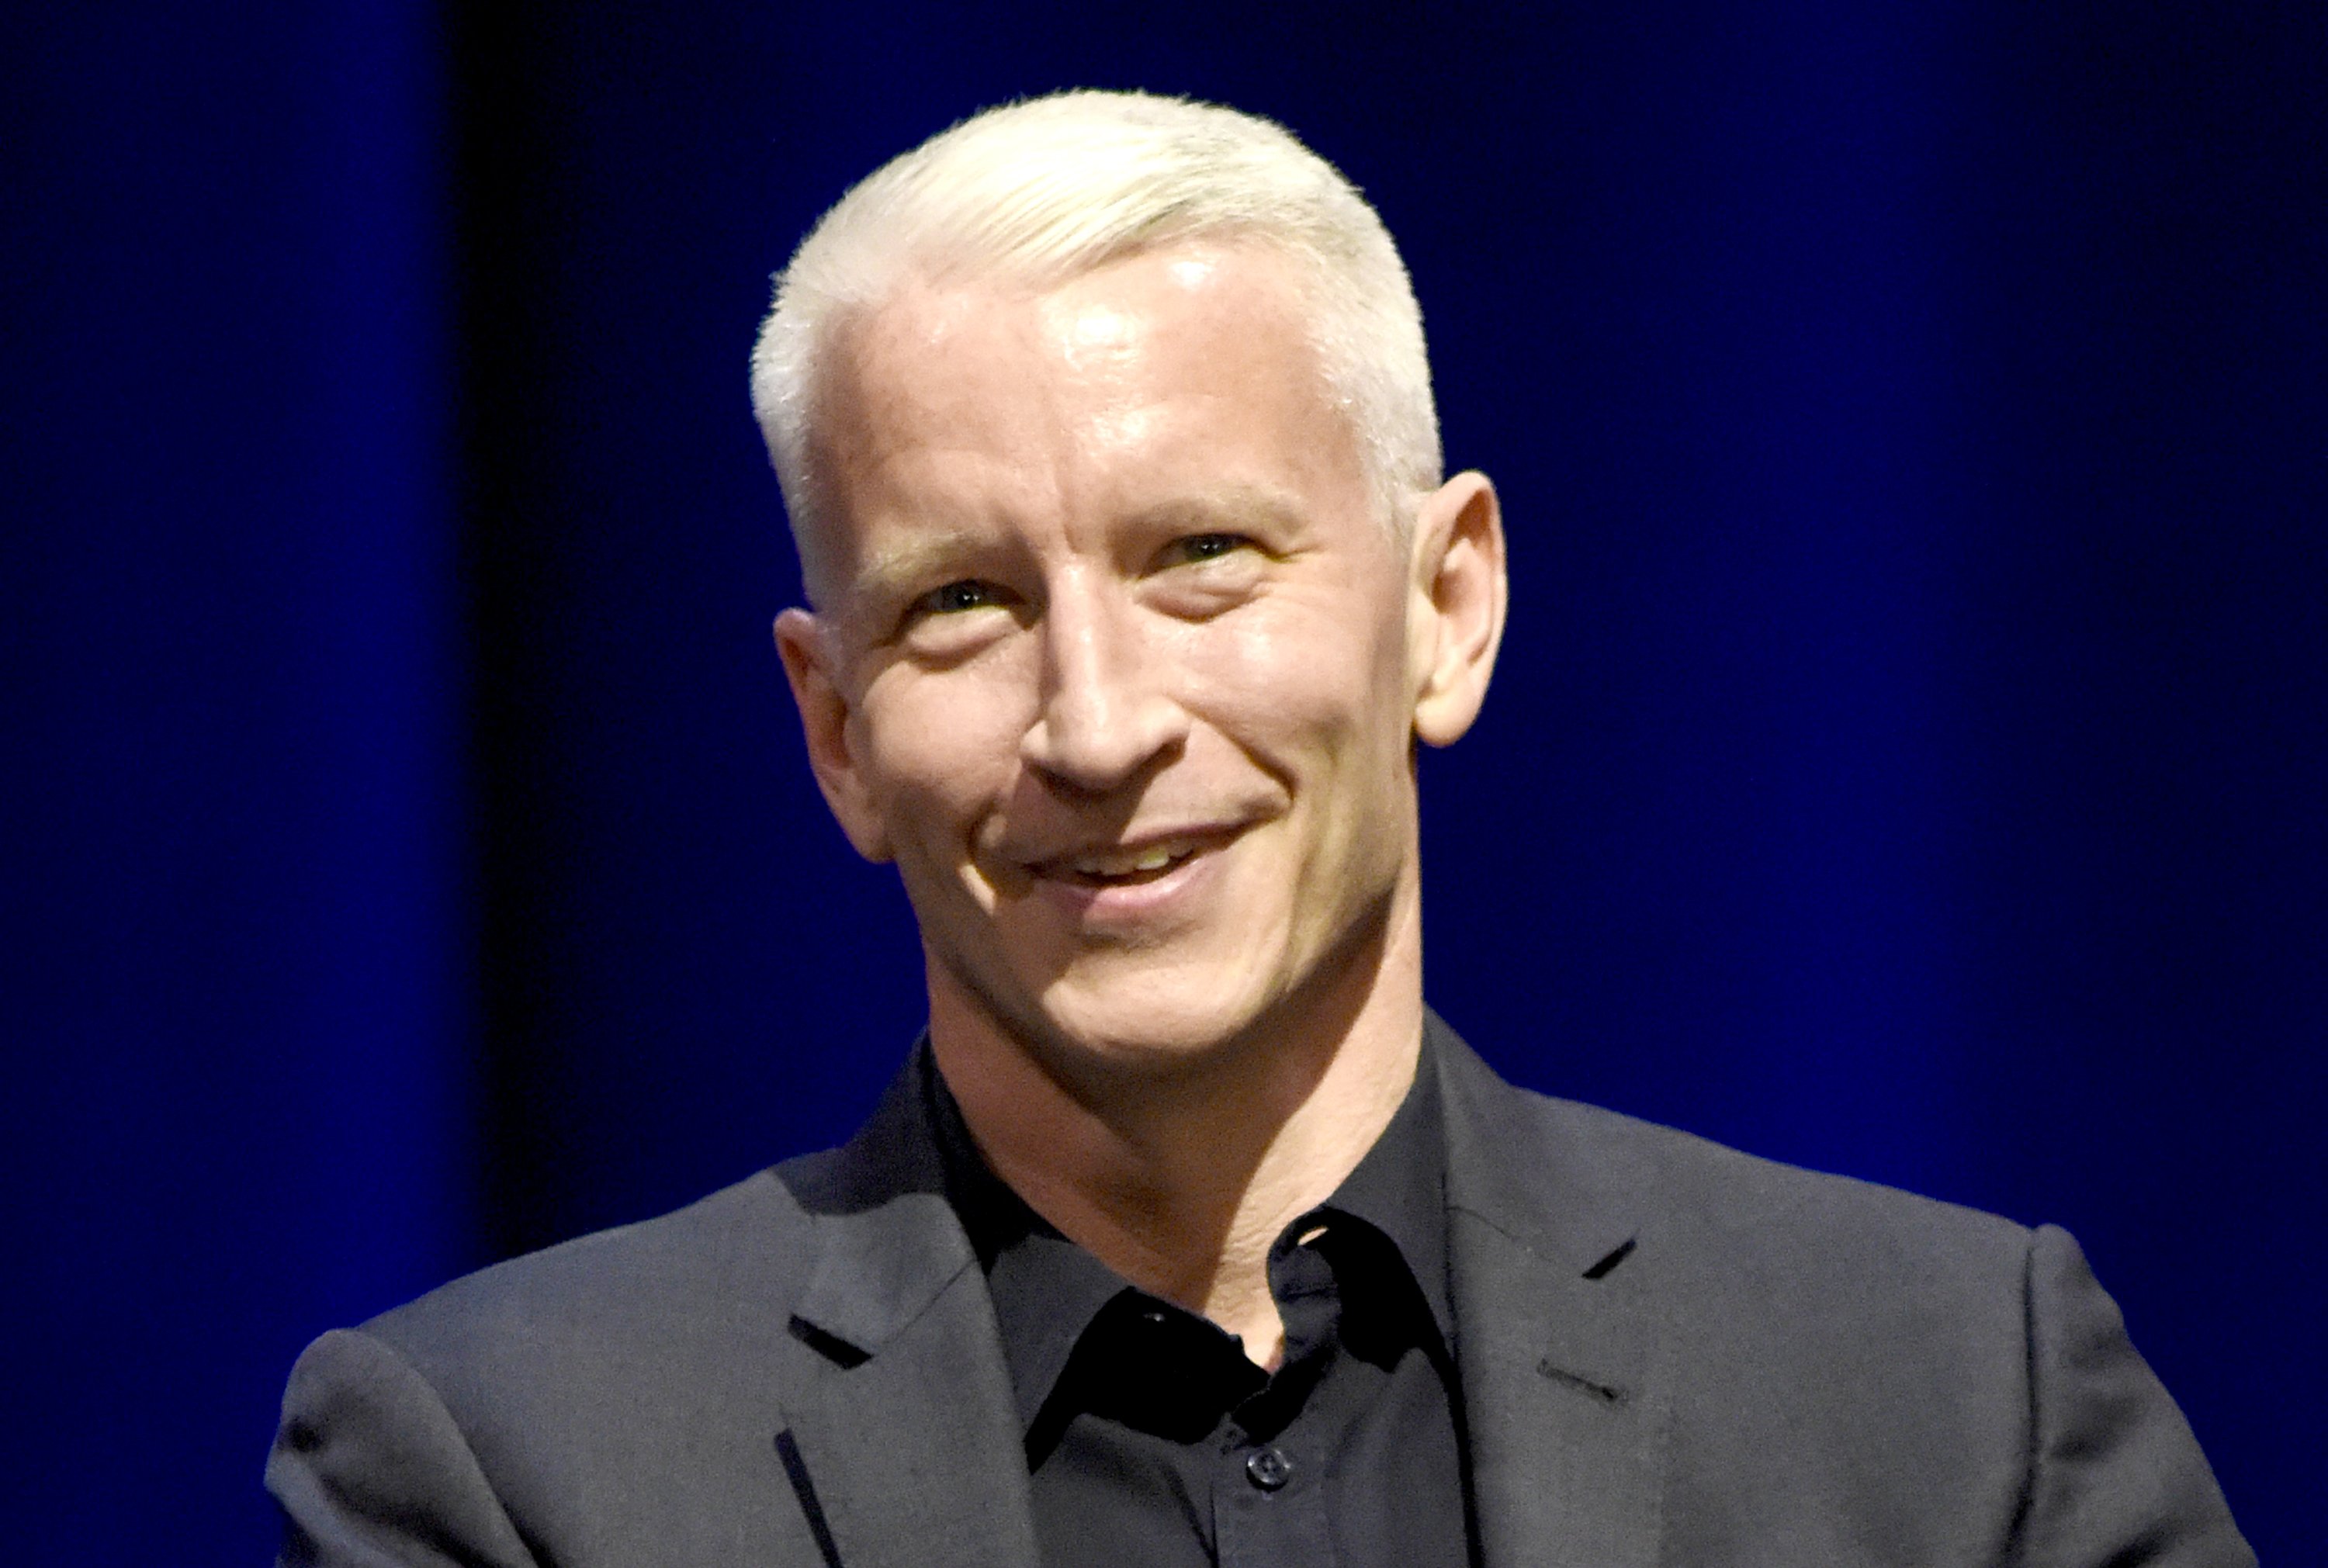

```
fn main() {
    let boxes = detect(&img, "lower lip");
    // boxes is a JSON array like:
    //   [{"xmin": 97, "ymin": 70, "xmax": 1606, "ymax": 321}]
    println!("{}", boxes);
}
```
[{"xmin": 1031, "ymin": 841, "xmax": 1228, "ymax": 929}]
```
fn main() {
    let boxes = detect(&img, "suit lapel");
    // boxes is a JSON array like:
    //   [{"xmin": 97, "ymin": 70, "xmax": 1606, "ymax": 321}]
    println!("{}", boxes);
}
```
[
  {"xmin": 1435, "ymin": 1017, "xmax": 1668, "ymax": 1568},
  {"xmin": 773, "ymin": 1056, "xmax": 1040, "ymax": 1568}
]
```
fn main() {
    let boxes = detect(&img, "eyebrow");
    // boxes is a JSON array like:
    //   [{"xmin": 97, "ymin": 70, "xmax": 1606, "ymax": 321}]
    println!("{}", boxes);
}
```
[
  {"xmin": 853, "ymin": 530, "xmax": 996, "ymax": 598},
  {"xmin": 1121, "ymin": 485, "xmax": 1310, "ymax": 538}
]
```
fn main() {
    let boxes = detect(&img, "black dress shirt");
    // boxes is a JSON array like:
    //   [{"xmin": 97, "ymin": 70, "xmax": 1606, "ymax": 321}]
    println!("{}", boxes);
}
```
[{"xmin": 924, "ymin": 1051, "xmax": 1474, "ymax": 1568}]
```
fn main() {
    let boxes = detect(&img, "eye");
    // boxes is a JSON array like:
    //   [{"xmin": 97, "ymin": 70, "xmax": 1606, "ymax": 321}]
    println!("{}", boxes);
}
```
[
  {"xmin": 896, "ymin": 576, "xmax": 1019, "ymax": 654},
  {"xmin": 913, "ymin": 580, "xmax": 1001, "ymax": 616},
  {"xmin": 1162, "ymin": 532, "xmax": 1251, "ymax": 567}
]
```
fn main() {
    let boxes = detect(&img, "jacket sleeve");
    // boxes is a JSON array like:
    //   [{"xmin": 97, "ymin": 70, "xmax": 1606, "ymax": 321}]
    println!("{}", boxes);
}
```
[
  {"xmin": 2014, "ymin": 1225, "xmax": 2253, "ymax": 1566},
  {"xmin": 265, "ymin": 1328, "xmax": 539, "ymax": 1568}
]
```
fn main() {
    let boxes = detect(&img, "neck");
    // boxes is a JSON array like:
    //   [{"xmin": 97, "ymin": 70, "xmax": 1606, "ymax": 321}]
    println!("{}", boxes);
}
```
[{"xmin": 927, "ymin": 895, "xmax": 1424, "ymax": 1367}]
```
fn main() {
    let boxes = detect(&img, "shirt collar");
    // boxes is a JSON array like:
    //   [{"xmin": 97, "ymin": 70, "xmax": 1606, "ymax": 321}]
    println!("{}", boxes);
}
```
[
  {"xmin": 922, "ymin": 1029, "xmax": 1452, "ymax": 1437},
  {"xmin": 1304, "ymin": 1038, "xmax": 1453, "ymax": 1341}
]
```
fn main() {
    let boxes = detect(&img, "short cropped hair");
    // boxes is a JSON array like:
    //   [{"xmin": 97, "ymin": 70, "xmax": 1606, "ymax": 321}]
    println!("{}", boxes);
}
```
[{"xmin": 750, "ymin": 90, "xmax": 1440, "ymax": 586}]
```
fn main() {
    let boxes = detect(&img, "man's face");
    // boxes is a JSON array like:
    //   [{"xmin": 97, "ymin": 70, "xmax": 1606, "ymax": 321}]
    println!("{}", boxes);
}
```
[{"xmin": 780, "ymin": 244, "xmax": 1451, "ymax": 1075}]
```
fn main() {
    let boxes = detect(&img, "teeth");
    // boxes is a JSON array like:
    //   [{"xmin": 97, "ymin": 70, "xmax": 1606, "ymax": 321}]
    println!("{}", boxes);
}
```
[{"xmin": 1071, "ymin": 843, "xmax": 1187, "ymax": 877}]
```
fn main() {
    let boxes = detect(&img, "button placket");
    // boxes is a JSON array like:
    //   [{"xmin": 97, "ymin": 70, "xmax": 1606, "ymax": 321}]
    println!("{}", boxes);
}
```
[
  {"xmin": 1244, "ymin": 1445, "xmax": 1292, "ymax": 1490},
  {"xmin": 1215, "ymin": 1436, "xmax": 1333, "ymax": 1568}
]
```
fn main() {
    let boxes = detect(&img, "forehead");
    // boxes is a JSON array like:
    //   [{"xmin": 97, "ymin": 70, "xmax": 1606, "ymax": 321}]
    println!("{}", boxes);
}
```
[{"xmin": 801, "ymin": 244, "xmax": 1370, "ymax": 590}]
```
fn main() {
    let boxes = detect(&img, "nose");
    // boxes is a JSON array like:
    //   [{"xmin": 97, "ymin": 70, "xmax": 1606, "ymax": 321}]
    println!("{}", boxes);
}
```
[{"xmin": 1019, "ymin": 572, "xmax": 1188, "ymax": 794}]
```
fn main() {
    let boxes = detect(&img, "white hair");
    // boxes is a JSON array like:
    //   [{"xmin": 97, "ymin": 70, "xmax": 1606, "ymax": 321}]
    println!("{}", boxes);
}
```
[{"xmin": 749, "ymin": 90, "xmax": 1441, "ymax": 584}]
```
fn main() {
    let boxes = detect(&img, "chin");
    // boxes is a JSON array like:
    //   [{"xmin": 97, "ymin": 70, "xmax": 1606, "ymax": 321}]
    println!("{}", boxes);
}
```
[{"xmin": 1031, "ymin": 987, "xmax": 1271, "ymax": 1076}]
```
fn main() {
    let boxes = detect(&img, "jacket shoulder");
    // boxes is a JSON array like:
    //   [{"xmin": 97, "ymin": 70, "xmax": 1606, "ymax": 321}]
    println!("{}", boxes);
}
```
[
  {"xmin": 361, "ymin": 1166, "xmax": 822, "ymax": 1390},
  {"xmin": 1440, "ymin": 1033, "xmax": 2046, "ymax": 1400},
  {"xmin": 272, "ymin": 1168, "xmax": 857, "ymax": 1566}
]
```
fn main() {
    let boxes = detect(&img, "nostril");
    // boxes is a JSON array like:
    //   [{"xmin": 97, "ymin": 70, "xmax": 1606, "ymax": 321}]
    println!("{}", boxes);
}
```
[{"xmin": 1020, "ymin": 694, "xmax": 1188, "ymax": 793}]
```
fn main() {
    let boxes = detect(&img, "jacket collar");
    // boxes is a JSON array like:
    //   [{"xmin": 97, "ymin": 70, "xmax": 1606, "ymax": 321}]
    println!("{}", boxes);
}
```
[
  {"xmin": 774, "ymin": 1046, "xmax": 1042, "ymax": 1568},
  {"xmin": 1432, "ymin": 1011, "xmax": 1668, "ymax": 1568}
]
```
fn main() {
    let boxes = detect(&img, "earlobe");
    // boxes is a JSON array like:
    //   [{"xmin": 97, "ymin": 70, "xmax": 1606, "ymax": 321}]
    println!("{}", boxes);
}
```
[
  {"xmin": 774, "ymin": 609, "xmax": 893, "ymax": 863},
  {"xmin": 1408, "ymin": 471, "xmax": 1509, "ymax": 749}
]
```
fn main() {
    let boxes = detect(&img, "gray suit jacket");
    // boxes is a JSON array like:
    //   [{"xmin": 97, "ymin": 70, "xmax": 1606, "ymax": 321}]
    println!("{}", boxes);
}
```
[{"xmin": 268, "ymin": 1018, "xmax": 2250, "ymax": 1566}]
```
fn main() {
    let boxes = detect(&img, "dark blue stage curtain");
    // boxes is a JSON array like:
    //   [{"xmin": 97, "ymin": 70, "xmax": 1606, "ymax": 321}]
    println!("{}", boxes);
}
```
[
  {"xmin": 9, "ymin": 2, "xmax": 2316, "ymax": 1563},
  {"xmin": 7, "ymin": 4, "xmax": 470, "ymax": 1563}
]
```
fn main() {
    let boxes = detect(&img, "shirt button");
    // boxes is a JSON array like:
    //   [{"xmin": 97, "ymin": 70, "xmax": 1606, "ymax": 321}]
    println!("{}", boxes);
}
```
[{"xmin": 1245, "ymin": 1445, "xmax": 1293, "ymax": 1491}]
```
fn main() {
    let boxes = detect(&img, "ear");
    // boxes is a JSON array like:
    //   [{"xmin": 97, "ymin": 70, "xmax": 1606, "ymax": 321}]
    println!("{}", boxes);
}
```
[
  {"xmin": 1406, "ymin": 470, "xmax": 1508, "ymax": 748},
  {"xmin": 774, "ymin": 607, "xmax": 893, "ymax": 863}
]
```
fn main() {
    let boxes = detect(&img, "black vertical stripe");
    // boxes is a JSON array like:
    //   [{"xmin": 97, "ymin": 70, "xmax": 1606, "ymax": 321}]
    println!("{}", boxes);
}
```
[{"xmin": 773, "ymin": 1429, "xmax": 845, "ymax": 1568}]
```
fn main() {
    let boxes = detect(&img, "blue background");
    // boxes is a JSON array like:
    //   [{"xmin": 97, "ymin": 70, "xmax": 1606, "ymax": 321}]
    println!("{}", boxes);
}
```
[{"xmin": 9, "ymin": 2, "xmax": 2319, "ymax": 1560}]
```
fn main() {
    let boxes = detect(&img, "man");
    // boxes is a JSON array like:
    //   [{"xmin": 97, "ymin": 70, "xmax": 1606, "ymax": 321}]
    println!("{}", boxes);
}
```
[{"xmin": 268, "ymin": 92, "xmax": 2249, "ymax": 1566}]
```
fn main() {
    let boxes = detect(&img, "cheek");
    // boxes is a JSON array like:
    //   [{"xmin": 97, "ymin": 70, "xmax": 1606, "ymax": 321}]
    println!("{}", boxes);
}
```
[
  {"xmin": 1184, "ymin": 596, "xmax": 1408, "ymax": 749},
  {"xmin": 855, "ymin": 657, "xmax": 1038, "ymax": 829}
]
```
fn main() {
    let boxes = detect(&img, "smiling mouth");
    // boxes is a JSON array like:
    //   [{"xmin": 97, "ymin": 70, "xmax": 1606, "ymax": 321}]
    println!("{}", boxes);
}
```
[{"xmin": 1042, "ymin": 836, "xmax": 1211, "ymax": 888}]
